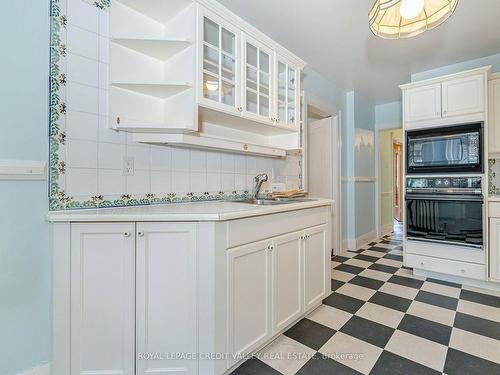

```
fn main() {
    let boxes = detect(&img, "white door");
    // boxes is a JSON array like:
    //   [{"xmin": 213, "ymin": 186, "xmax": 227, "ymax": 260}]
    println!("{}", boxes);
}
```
[
  {"xmin": 198, "ymin": 8, "xmax": 240, "ymax": 114},
  {"xmin": 442, "ymin": 74, "xmax": 485, "ymax": 118},
  {"xmin": 404, "ymin": 83, "xmax": 442, "ymax": 123},
  {"xmin": 242, "ymin": 34, "xmax": 274, "ymax": 125},
  {"xmin": 303, "ymin": 225, "xmax": 328, "ymax": 311},
  {"xmin": 272, "ymin": 231, "xmax": 303, "ymax": 333},
  {"xmin": 227, "ymin": 239, "xmax": 272, "ymax": 366},
  {"xmin": 70, "ymin": 223, "xmax": 135, "ymax": 375},
  {"xmin": 490, "ymin": 218, "xmax": 500, "ymax": 283},
  {"xmin": 136, "ymin": 223, "xmax": 198, "ymax": 375},
  {"xmin": 489, "ymin": 78, "xmax": 500, "ymax": 155},
  {"xmin": 307, "ymin": 116, "xmax": 339, "ymax": 254}
]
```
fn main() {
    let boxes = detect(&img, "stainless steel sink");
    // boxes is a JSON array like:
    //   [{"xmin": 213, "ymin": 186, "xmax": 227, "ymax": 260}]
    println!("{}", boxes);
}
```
[{"xmin": 237, "ymin": 198, "xmax": 314, "ymax": 205}]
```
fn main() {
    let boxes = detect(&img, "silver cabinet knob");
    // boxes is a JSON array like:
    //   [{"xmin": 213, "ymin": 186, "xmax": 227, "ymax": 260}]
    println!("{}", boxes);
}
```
[
  {"xmin": 124, "ymin": 232, "xmax": 131, "ymax": 237},
  {"xmin": 137, "ymin": 231, "xmax": 144, "ymax": 237}
]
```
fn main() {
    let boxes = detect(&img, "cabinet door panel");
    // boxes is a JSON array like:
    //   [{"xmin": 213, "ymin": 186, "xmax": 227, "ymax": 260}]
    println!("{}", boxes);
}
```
[
  {"xmin": 490, "ymin": 219, "xmax": 500, "ymax": 283},
  {"xmin": 136, "ymin": 223, "xmax": 198, "ymax": 375},
  {"xmin": 442, "ymin": 74, "xmax": 485, "ymax": 118},
  {"xmin": 489, "ymin": 78, "xmax": 500, "ymax": 155},
  {"xmin": 404, "ymin": 83, "xmax": 442, "ymax": 123},
  {"xmin": 227, "ymin": 240, "xmax": 271, "ymax": 366},
  {"xmin": 303, "ymin": 225, "xmax": 328, "ymax": 311},
  {"xmin": 272, "ymin": 232, "xmax": 303, "ymax": 333},
  {"xmin": 70, "ymin": 223, "xmax": 135, "ymax": 375},
  {"xmin": 275, "ymin": 57, "xmax": 299, "ymax": 127}
]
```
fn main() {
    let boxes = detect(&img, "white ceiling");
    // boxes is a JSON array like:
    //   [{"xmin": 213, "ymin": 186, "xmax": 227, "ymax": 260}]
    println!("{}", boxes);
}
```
[{"xmin": 216, "ymin": 0, "xmax": 500, "ymax": 104}]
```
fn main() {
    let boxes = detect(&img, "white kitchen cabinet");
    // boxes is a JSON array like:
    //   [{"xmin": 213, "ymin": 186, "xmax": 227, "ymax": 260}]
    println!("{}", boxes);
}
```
[
  {"xmin": 198, "ymin": 8, "xmax": 240, "ymax": 115},
  {"xmin": 136, "ymin": 223, "xmax": 198, "ymax": 375},
  {"xmin": 442, "ymin": 74, "xmax": 485, "ymax": 118},
  {"xmin": 275, "ymin": 56, "xmax": 300, "ymax": 127},
  {"xmin": 242, "ymin": 35, "xmax": 274, "ymax": 125},
  {"xmin": 490, "ymin": 217, "xmax": 500, "ymax": 283},
  {"xmin": 272, "ymin": 231, "xmax": 303, "ymax": 333},
  {"xmin": 227, "ymin": 239, "xmax": 272, "ymax": 366},
  {"xmin": 403, "ymin": 83, "xmax": 442, "ymax": 124},
  {"xmin": 70, "ymin": 223, "xmax": 136, "ymax": 375},
  {"xmin": 303, "ymin": 225, "xmax": 328, "ymax": 311},
  {"xmin": 489, "ymin": 75, "xmax": 500, "ymax": 156}
]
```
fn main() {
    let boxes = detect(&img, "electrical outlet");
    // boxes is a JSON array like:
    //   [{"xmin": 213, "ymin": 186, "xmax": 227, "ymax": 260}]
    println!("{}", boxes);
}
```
[{"xmin": 123, "ymin": 156, "xmax": 135, "ymax": 176}]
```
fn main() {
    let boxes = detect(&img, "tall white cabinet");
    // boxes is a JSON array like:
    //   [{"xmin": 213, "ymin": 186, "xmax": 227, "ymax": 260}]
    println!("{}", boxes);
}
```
[
  {"xmin": 52, "ymin": 205, "xmax": 332, "ymax": 375},
  {"xmin": 489, "ymin": 73, "xmax": 500, "ymax": 157}
]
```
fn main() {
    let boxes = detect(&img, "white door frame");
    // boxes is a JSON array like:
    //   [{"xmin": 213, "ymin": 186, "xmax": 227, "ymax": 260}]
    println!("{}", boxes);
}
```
[{"xmin": 302, "ymin": 91, "xmax": 342, "ymax": 255}]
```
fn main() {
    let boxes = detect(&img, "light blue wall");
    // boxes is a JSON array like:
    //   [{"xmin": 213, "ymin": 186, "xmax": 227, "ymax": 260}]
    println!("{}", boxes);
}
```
[
  {"xmin": 411, "ymin": 52, "xmax": 500, "ymax": 81},
  {"xmin": 375, "ymin": 101, "xmax": 402, "ymax": 129},
  {"xmin": 0, "ymin": 1, "xmax": 51, "ymax": 374}
]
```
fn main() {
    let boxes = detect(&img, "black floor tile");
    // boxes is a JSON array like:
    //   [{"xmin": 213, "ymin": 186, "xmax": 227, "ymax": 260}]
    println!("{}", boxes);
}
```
[
  {"xmin": 335, "ymin": 263, "xmax": 365, "ymax": 275},
  {"xmin": 369, "ymin": 291, "xmax": 412, "ymax": 312},
  {"xmin": 460, "ymin": 289, "xmax": 500, "ymax": 308},
  {"xmin": 283, "ymin": 318, "xmax": 336, "ymax": 351},
  {"xmin": 393, "ymin": 245, "xmax": 403, "ymax": 251},
  {"xmin": 369, "ymin": 263, "xmax": 399, "ymax": 274},
  {"xmin": 381, "ymin": 240, "xmax": 401, "ymax": 245},
  {"xmin": 454, "ymin": 312, "xmax": 500, "ymax": 341},
  {"xmin": 368, "ymin": 246, "xmax": 391, "ymax": 253},
  {"xmin": 354, "ymin": 254, "xmax": 380, "ymax": 263},
  {"xmin": 426, "ymin": 277, "xmax": 461, "ymax": 288},
  {"xmin": 415, "ymin": 290, "xmax": 458, "ymax": 310},
  {"xmin": 348, "ymin": 275, "xmax": 384, "ymax": 290},
  {"xmin": 371, "ymin": 351, "xmax": 440, "ymax": 375},
  {"xmin": 340, "ymin": 315, "xmax": 395, "ymax": 348},
  {"xmin": 398, "ymin": 314, "xmax": 452, "ymax": 346},
  {"xmin": 444, "ymin": 348, "xmax": 500, "ymax": 375},
  {"xmin": 323, "ymin": 292, "xmax": 364, "ymax": 314},
  {"xmin": 383, "ymin": 253, "xmax": 404, "ymax": 262},
  {"xmin": 368, "ymin": 241, "xmax": 378, "ymax": 246},
  {"xmin": 388, "ymin": 274, "xmax": 425, "ymax": 289},
  {"xmin": 296, "ymin": 353, "xmax": 362, "ymax": 375},
  {"xmin": 230, "ymin": 357, "xmax": 282, "ymax": 375},
  {"xmin": 333, "ymin": 255, "xmax": 351, "ymax": 263},
  {"xmin": 331, "ymin": 279, "xmax": 345, "ymax": 292}
]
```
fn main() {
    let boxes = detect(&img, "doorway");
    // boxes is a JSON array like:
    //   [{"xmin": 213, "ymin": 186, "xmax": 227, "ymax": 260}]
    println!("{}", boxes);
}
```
[
  {"xmin": 378, "ymin": 129, "xmax": 403, "ymax": 236},
  {"xmin": 304, "ymin": 96, "xmax": 341, "ymax": 255}
]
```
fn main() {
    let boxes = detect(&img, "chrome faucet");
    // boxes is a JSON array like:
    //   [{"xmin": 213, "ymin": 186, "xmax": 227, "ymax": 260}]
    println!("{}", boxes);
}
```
[{"xmin": 253, "ymin": 173, "xmax": 268, "ymax": 199}]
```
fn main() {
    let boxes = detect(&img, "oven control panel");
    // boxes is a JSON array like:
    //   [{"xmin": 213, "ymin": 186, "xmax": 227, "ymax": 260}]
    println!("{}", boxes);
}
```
[{"xmin": 406, "ymin": 176, "xmax": 482, "ymax": 191}]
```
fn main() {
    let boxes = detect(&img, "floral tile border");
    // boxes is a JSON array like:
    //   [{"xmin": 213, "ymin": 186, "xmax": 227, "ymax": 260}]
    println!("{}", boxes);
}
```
[
  {"xmin": 48, "ymin": 0, "xmax": 254, "ymax": 210},
  {"xmin": 489, "ymin": 159, "xmax": 498, "ymax": 195}
]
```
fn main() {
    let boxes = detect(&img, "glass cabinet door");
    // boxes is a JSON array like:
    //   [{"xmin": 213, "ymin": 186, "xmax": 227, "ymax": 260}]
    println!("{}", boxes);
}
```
[
  {"xmin": 202, "ymin": 16, "xmax": 237, "ymax": 109},
  {"xmin": 243, "ymin": 39, "xmax": 272, "ymax": 122},
  {"xmin": 276, "ymin": 59, "xmax": 298, "ymax": 126}
]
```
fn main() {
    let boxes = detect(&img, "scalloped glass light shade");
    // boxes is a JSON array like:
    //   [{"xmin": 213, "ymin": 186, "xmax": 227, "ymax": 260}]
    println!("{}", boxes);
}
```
[{"xmin": 369, "ymin": 0, "xmax": 459, "ymax": 39}]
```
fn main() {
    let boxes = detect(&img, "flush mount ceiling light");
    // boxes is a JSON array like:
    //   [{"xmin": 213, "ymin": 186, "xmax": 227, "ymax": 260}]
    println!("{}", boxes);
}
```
[{"xmin": 369, "ymin": 0, "xmax": 459, "ymax": 39}]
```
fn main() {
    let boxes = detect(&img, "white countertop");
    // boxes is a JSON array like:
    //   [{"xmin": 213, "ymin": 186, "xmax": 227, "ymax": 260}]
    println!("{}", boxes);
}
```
[{"xmin": 47, "ymin": 198, "xmax": 333, "ymax": 222}]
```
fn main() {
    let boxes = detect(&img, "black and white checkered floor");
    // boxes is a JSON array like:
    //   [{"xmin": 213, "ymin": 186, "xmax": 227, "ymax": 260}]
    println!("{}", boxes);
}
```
[{"xmin": 231, "ymin": 227, "xmax": 500, "ymax": 375}]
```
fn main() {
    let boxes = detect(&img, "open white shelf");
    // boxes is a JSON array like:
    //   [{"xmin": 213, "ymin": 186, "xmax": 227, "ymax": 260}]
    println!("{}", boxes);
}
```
[
  {"xmin": 112, "ymin": 38, "xmax": 192, "ymax": 61},
  {"xmin": 112, "ymin": 82, "xmax": 191, "ymax": 99},
  {"xmin": 115, "ymin": 0, "xmax": 192, "ymax": 24},
  {"xmin": 133, "ymin": 132, "xmax": 287, "ymax": 158}
]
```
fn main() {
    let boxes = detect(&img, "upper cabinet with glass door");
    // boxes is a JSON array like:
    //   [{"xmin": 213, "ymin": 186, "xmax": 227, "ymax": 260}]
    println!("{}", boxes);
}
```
[
  {"xmin": 242, "ymin": 36, "xmax": 274, "ymax": 125},
  {"xmin": 275, "ymin": 57, "xmax": 300, "ymax": 128},
  {"xmin": 198, "ymin": 9, "xmax": 240, "ymax": 115}
]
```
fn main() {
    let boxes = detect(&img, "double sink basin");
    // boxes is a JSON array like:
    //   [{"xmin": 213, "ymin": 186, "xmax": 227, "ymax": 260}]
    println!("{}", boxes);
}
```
[{"xmin": 237, "ymin": 198, "xmax": 314, "ymax": 206}]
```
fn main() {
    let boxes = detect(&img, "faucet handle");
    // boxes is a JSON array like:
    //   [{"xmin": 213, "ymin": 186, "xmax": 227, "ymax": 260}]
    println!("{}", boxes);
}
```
[{"xmin": 254, "ymin": 173, "xmax": 269, "ymax": 182}]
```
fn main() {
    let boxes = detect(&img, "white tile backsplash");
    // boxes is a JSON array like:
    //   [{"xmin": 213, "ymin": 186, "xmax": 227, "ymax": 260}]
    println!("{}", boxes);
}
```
[{"xmin": 53, "ymin": 0, "xmax": 302, "ymax": 208}]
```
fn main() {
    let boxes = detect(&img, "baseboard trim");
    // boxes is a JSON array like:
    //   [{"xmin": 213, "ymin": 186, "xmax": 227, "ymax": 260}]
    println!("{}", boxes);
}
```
[
  {"xmin": 16, "ymin": 363, "xmax": 50, "ymax": 375},
  {"xmin": 414, "ymin": 269, "xmax": 500, "ymax": 292},
  {"xmin": 343, "ymin": 230, "xmax": 378, "ymax": 251}
]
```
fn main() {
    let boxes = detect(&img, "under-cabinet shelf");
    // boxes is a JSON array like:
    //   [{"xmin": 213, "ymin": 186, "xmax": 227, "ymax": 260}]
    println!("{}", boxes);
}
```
[
  {"xmin": 112, "ymin": 38, "xmax": 192, "ymax": 61},
  {"xmin": 132, "ymin": 132, "xmax": 287, "ymax": 158},
  {"xmin": 112, "ymin": 82, "xmax": 192, "ymax": 99},
  {"xmin": 115, "ymin": 0, "xmax": 192, "ymax": 24}
]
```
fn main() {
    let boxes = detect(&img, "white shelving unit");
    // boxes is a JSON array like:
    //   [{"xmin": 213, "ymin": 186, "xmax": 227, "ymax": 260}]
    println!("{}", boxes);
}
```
[{"xmin": 109, "ymin": 0, "xmax": 306, "ymax": 157}]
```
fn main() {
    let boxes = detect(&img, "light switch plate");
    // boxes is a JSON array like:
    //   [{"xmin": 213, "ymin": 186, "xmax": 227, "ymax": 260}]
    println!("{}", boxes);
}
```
[{"xmin": 123, "ymin": 156, "xmax": 135, "ymax": 176}]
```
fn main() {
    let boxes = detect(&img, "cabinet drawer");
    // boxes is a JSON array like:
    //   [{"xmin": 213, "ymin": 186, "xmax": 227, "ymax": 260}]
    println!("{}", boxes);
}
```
[
  {"xmin": 490, "ymin": 202, "xmax": 500, "ymax": 217},
  {"xmin": 226, "ymin": 206, "xmax": 329, "ymax": 248},
  {"xmin": 406, "ymin": 253, "xmax": 486, "ymax": 280}
]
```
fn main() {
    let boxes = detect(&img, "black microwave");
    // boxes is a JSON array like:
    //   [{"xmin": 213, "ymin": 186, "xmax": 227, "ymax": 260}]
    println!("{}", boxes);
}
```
[{"xmin": 406, "ymin": 123, "xmax": 483, "ymax": 174}]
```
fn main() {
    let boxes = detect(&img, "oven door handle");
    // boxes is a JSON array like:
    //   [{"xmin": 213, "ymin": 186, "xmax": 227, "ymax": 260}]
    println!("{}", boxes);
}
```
[{"xmin": 405, "ymin": 194, "xmax": 484, "ymax": 202}]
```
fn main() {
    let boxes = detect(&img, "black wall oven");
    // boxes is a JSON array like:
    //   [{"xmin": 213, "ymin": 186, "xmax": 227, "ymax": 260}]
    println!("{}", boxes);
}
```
[
  {"xmin": 406, "ymin": 177, "xmax": 483, "ymax": 249},
  {"xmin": 406, "ymin": 123, "xmax": 483, "ymax": 174}
]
